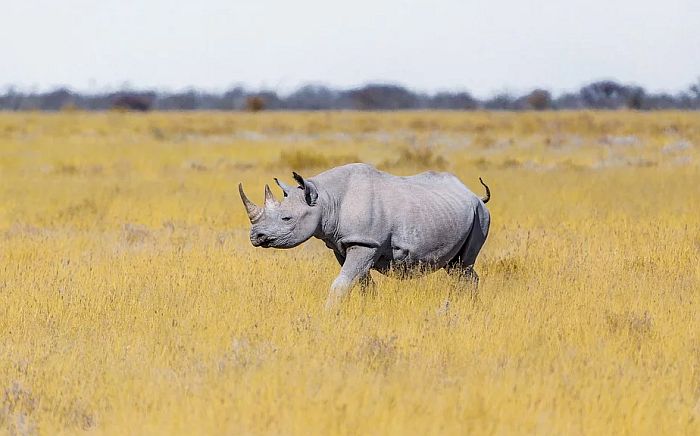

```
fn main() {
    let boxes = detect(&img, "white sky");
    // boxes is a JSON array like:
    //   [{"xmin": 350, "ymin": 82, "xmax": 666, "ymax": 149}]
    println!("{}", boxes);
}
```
[{"xmin": 2, "ymin": 0, "xmax": 698, "ymax": 97}]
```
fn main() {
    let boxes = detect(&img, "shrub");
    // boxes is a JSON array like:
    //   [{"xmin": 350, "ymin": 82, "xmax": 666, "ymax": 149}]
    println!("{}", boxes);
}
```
[
  {"xmin": 527, "ymin": 89, "xmax": 552, "ymax": 110},
  {"xmin": 246, "ymin": 96, "xmax": 265, "ymax": 112}
]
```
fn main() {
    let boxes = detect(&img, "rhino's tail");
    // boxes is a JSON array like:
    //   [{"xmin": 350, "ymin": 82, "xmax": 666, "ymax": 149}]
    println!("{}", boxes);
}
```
[{"xmin": 478, "ymin": 177, "xmax": 490, "ymax": 204}]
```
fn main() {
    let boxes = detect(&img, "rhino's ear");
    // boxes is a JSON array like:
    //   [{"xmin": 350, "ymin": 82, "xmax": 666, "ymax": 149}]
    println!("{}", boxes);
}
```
[
  {"xmin": 292, "ymin": 171, "xmax": 318, "ymax": 206},
  {"xmin": 292, "ymin": 171, "xmax": 305, "ymax": 187},
  {"xmin": 303, "ymin": 181, "xmax": 318, "ymax": 206}
]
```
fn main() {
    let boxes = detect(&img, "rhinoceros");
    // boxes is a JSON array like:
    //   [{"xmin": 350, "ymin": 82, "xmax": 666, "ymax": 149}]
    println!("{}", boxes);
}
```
[{"xmin": 239, "ymin": 163, "xmax": 490, "ymax": 309}]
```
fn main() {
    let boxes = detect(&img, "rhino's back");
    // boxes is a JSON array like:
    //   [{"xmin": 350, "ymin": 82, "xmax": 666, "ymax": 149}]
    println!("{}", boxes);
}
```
[
  {"xmin": 316, "ymin": 164, "xmax": 479, "ymax": 267},
  {"xmin": 315, "ymin": 163, "xmax": 472, "ymax": 198}
]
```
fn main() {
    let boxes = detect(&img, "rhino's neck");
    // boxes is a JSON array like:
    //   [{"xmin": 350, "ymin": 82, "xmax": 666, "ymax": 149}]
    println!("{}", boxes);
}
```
[
  {"xmin": 307, "ymin": 164, "xmax": 372, "ymax": 246},
  {"xmin": 311, "ymin": 181, "xmax": 342, "ymax": 244}
]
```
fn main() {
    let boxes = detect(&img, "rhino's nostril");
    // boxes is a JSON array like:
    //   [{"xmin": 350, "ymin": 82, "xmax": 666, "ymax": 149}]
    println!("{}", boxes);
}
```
[{"xmin": 256, "ymin": 233, "xmax": 266, "ymax": 240}]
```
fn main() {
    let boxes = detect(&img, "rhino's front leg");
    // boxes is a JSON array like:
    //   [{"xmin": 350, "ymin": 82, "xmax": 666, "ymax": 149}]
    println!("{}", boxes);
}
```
[{"xmin": 325, "ymin": 245, "xmax": 377, "ymax": 310}]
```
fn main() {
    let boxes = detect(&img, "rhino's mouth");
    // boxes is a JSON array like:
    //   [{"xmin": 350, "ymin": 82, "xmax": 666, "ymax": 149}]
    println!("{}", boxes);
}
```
[{"xmin": 251, "ymin": 236, "xmax": 277, "ymax": 248}]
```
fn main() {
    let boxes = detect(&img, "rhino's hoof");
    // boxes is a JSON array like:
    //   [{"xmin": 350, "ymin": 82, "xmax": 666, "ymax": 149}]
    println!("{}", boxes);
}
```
[{"xmin": 324, "ymin": 300, "xmax": 337, "ymax": 312}]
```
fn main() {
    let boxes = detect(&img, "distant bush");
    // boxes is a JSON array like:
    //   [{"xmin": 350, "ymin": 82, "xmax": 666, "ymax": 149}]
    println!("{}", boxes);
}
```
[
  {"xmin": 526, "ymin": 89, "xmax": 552, "ymax": 110},
  {"xmin": 429, "ymin": 92, "xmax": 478, "ymax": 110},
  {"xmin": 1, "ymin": 78, "xmax": 699, "ymax": 111},
  {"xmin": 483, "ymin": 93, "xmax": 516, "ymax": 110},
  {"xmin": 347, "ymin": 84, "xmax": 419, "ymax": 110},
  {"xmin": 111, "ymin": 94, "xmax": 154, "ymax": 112},
  {"xmin": 246, "ymin": 96, "xmax": 265, "ymax": 112},
  {"xmin": 578, "ymin": 80, "xmax": 645, "ymax": 109}
]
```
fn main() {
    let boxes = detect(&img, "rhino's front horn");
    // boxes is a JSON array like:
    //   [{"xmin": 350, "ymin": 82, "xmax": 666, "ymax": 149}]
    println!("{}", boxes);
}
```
[{"xmin": 239, "ymin": 183, "xmax": 263, "ymax": 223}]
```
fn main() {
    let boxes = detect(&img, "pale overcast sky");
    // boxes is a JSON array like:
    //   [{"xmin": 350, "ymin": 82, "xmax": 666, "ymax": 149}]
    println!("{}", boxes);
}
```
[{"xmin": 1, "ymin": 0, "xmax": 698, "ymax": 96}]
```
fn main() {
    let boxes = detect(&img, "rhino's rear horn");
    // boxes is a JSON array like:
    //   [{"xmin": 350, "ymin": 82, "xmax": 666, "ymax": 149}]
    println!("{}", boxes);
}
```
[
  {"xmin": 274, "ymin": 178, "xmax": 292, "ymax": 197},
  {"xmin": 239, "ymin": 183, "xmax": 263, "ymax": 223},
  {"xmin": 264, "ymin": 184, "xmax": 277, "ymax": 206}
]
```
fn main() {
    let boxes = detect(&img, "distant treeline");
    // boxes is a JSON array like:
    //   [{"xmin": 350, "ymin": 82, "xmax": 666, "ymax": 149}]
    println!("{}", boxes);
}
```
[{"xmin": 1, "ymin": 79, "xmax": 699, "ymax": 111}]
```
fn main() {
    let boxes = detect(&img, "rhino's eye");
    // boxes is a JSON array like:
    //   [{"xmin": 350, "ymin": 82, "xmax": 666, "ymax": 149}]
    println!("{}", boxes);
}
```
[{"xmin": 281, "ymin": 216, "xmax": 292, "ymax": 221}]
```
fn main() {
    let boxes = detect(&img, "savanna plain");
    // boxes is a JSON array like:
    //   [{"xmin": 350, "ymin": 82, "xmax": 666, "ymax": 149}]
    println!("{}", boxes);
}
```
[{"xmin": 1, "ymin": 111, "xmax": 699, "ymax": 435}]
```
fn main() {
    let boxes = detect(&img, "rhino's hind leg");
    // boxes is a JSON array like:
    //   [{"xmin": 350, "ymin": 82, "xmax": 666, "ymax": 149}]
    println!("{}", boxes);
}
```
[
  {"xmin": 445, "ymin": 264, "xmax": 478, "ymax": 283},
  {"xmin": 325, "ymin": 245, "xmax": 378, "ymax": 311},
  {"xmin": 446, "ymin": 206, "xmax": 489, "ymax": 291},
  {"xmin": 439, "ymin": 264, "xmax": 479, "ymax": 314},
  {"xmin": 445, "ymin": 263, "xmax": 479, "ymax": 291}
]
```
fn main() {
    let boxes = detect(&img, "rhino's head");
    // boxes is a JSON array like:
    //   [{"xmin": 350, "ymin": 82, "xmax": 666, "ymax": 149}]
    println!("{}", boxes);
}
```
[{"xmin": 239, "ymin": 172, "xmax": 322, "ymax": 249}]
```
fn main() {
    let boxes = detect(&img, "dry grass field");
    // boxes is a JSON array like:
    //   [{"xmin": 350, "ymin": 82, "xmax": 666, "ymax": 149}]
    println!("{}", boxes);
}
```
[{"xmin": 1, "ymin": 111, "xmax": 699, "ymax": 435}]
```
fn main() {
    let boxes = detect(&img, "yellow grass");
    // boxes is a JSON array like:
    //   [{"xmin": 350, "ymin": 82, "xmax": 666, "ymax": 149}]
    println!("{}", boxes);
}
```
[{"xmin": 1, "ymin": 111, "xmax": 699, "ymax": 435}]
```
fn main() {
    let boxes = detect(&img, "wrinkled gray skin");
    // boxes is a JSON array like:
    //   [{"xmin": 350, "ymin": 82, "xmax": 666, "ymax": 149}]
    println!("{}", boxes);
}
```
[{"xmin": 239, "ymin": 163, "xmax": 491, "ymax": 309}]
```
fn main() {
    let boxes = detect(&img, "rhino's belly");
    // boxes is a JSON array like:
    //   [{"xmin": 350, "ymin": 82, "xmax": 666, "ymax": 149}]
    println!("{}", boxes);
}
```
[
  {"xmin": 373, "ymin": 247, "xmax": 417, "ymax": 274},
  {"xmin": 372, "ymin": 257, "xmax": 444, "ymax": 277},
  {"xmin": 372, "ymin": 241, "xmax": 463, "ymax": 277}
]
